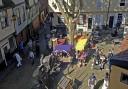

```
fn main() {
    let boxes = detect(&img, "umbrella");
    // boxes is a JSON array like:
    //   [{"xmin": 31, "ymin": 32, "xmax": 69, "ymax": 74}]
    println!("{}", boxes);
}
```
[{"xmin": 54, "ymin": 45, "xmax": 72, "ymax": 52}]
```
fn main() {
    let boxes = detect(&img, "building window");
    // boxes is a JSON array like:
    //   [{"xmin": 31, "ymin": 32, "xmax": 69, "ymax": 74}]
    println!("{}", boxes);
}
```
[
  {"xmin": 120, "ymin": 0, "xmax": 125, "ymax": 6},
  {"xmin": 58, "ymin": 15, "xmax": 64, "ymax": 24},
  {"xmin": 96, "ymin": 0, "xmax": 102, "ymax": 9},
  {"xmin": 0, "ymin": 50, "xmax": 3, "ymax": 63},
  {"xmin": 52, "ymin": 2, "xmax": 57, "ymax": 9},
  {"xmin": 88, "ymin": 18, "xmax": 92, "ymax": 29},
  {"xmin": 0, "ymin": 10, "xmax": 9, "ymax": 29},
  {"xmin": 22, "ymin": 6, "xmax": 26, "ymax": 22},
  {"xmin": 79, "ymin": 15, "xmax": 83, "ymax": 25},
  {"xmin": 35, "ymin": 4, "xmax": 39, "ymax": 14},
  {"xmin": 60, "ymin": 16, "xmax": 65, "ymax": 23},
  {"xmin": 116, "ymin": 14, "xmax": 122, "ymax": 28},
  {"xmin": 120, "ymin": 73, "xmax": 128, "ymax": 85},
  {"xmin": 16, "ymin": 8, "xmax": 21, "ymax": 25}
]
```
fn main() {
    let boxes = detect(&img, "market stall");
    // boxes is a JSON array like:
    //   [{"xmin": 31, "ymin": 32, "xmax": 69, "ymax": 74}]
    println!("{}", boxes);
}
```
[
  {"xmin": 53, "ymin": 45, "xmax": 73, "ymax": 63},
  {"xmin": 75, "ymin": 38, "xmax": 88, "ymax": 51}
]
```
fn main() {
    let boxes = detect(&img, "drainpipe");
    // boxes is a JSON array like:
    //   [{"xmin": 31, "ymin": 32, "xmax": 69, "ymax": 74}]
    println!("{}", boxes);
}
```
[{"xmin": 106, "ymin": 0, "xmax": 111, "ymax": 29}]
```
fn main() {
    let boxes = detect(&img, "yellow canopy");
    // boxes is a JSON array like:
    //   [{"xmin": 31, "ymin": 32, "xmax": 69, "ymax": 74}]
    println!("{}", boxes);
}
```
[{"xmin": 75, "ymin": 38, "xmax": 87, "ymax": 51}]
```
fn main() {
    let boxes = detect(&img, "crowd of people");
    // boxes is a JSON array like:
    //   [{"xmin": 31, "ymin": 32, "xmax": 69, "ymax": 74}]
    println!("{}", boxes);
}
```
[
  {"xmin": 91, "ymin": 46, "xmax": 114, "ymax": 71},
  {"xmin": 14, "ymin": 37, "xmax": 40, "ymax": 68}
]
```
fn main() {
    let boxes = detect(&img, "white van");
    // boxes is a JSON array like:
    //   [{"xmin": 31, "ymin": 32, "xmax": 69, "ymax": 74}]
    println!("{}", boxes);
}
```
[{"xmin": 123, "ymin": 26, "xmax": 128, "ymax": 38}]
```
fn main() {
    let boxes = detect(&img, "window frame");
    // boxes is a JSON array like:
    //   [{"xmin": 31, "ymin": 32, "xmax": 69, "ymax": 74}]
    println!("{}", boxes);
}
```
[
  {"xmin": 79, "ymin": 15, "xmax": 84, "ymax": 25},
  {"xmin": 22, "ymin": 6, "xmax": 26, "ymax": 22},
  {"xmin": 120, "ymin": 73, "xmax": 128, "ymax": 85},
  {"xmin": 0, "ymin": 10, "xmax": 9, "ymax": 29},
  {"xmin": 16, "ymin": 8, "xmax": 21, "ymax": 25},
  {"xmin": 0, "ymin": 49, "xmax": 3, "ymax": 63},
  {"xmin": 120, "ymin": 0, "xmax": 125, "ymax": 6}
]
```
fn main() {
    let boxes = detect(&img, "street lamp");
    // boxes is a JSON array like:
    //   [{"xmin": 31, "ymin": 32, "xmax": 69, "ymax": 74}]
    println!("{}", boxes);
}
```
[{"xmin": 51, "ymin": 34, "xmax": 57, "ymax": 50}]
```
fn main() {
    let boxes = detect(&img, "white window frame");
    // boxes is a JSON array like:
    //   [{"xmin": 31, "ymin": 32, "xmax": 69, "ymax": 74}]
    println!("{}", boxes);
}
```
[
  {"xmin": 79, "ymin": 15, "xmax": 83, "ymax": 25},
  {"xmin": 0, "ymin": 10, "xmax": 9, "ymax": 29}
]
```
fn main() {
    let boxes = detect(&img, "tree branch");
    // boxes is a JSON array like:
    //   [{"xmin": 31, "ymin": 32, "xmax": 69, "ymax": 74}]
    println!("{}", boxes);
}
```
[
  {"xmin": 63, "ymin": 0, "xmax": 72, "ymax": 16},
  {"xmin": 55, "ymin": 0, "xmax": 68, "ymax": 22},
  {"xmin": 74, "ymin": 0, "xmax": 83, "ymax": 18},
  {"xmin": 69, "ymin": 0, "xmax": 75, "ymax": 13}
]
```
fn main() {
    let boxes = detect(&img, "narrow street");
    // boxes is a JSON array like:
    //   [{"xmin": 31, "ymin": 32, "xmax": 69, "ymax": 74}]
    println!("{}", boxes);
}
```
[
  {"xmin": 0, "ymin": 0, "xmax": 128, "ymax": 89},
  {"xmin": 0, "ymin": 59, "xmax": 39, "ymax": 89}
]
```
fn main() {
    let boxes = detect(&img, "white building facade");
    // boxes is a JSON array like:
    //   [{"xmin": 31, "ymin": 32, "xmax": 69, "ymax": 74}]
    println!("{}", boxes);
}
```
[
  {"xmin": 0, "ymin": 0, "xmax": 17, "ymax": 66},
  {"xmin": 49, "ymin": 0, "xmax": 128, "ymax": 33}
]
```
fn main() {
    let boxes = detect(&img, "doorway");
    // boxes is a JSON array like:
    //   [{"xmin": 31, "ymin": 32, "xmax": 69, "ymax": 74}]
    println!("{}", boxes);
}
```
[
  {"xmin": 109, "ymin": 16, "xmax": 114, "ymax": 28},
  {"xmin": 88, "ymin": 18, "xmax": 92, "ymax": 29},
  {"xmin": 116, "ymin": 14, "xmax": 122, "ymax": 28}
]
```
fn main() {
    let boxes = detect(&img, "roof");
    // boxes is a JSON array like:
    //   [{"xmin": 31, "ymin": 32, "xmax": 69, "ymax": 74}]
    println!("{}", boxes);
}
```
[
  {"xmin": 0, "ymin": 0, "xmax": 15, "ymax": 9},
  {"xmin": 110, "ymin": 50, "xmax": 128, "ymax": 69},
  {"xmin": 110, "ymin": 34, "xmax": 128, "ymax": 69}
]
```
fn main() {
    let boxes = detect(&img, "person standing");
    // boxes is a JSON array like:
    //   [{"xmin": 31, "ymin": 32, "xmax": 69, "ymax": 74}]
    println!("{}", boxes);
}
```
[
  {"xmin": 28, "ymin": 39, "xmax": 33, "ymax": 50},
  {"xmin": 102, "ymin": 72, "xmax": 109, "ymax": 89},
  {"xmin": 19, "ymin": 39, "xmax": 24, "ymax": 56},
  {"xmin": 29, "ymin": 50, "xmax": 35, "ymax": 65},
  {"xmin": 14, "ymin": 52, "xmax": 22, "ymax": 68},
  {"xmin": 88, "ymin": 73, "xmax": 97, "ymax": 89},
  {"xmin": 107, "ymin": 49, "xmax": 114, "ymax": 71}
]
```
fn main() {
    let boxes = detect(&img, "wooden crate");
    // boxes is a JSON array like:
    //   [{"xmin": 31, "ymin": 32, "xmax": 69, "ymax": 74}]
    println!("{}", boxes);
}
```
[{"xmin": 58, "ymin": 76, "xmax": 73, "ymax": 89}]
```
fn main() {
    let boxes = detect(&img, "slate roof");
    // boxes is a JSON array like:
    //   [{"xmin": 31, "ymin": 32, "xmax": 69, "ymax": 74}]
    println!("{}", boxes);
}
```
[
  {"xmin": 110, "ymin": 34, "xmax": 128, "ymax": 69},
  {"xmin": 0, "ymin": 0, "xmax": 15, "ymax": 9},
  {"xmin": 110, "ymin": 51, "xmax": 128, "ymax": 69}
]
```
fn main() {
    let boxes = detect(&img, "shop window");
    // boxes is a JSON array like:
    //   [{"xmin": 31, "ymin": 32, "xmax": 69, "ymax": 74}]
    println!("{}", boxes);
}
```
[
  {"xmin": 0, "ymin": 50, "xmax": 3, "ymax": 63},
  {"xmin": 0, "ymin": 10, "xmax": 9, "ymax": 29},
  {"xmin": 120, "ymin": 0, "xmax": 125, "ymax": 6},
  {"xmin": 120, "ymin": 73, "xmax": 128, "ymax": 85}
]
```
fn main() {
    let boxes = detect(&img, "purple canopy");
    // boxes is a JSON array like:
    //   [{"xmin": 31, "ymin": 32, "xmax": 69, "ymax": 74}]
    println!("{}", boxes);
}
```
[{"xmin": 54, "ymin": 45, "xmax": 72, "ymax": 52}]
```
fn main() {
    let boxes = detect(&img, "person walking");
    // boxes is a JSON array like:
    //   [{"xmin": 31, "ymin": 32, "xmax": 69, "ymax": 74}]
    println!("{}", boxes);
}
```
[
  {"xmin": 14, "ymin": 52, "xmax": 22, "ymax": 68},
  {"xmin": 29, "ymin": 50, "xmax": 35, "ymax": 65},
  {"xmin": 88, "ymin": 73, "xmax": 97, "ymax": 89},
  {"xmin": 102, "ymin": 72, "xmax": 109, "ymax": 89}
]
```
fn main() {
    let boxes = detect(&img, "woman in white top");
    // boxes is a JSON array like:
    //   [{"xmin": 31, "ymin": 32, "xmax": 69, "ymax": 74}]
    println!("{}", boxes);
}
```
[
  {"xmin": 102, "ymin": 72, "xmax": 109, "ymax": 89},
  {"xmin": 15, "ymin": 52, "xmax": 22, "ymax": 67}
]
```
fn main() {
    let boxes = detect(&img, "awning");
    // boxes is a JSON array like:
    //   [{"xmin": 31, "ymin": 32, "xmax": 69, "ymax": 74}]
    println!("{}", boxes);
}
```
[
  {"xmin": 54, "ymin": 45, "xmax": 72, "ymax": 52},
  {"xmin": 57, "ymin": 38, "xmax": 66, "ymax": 45},
  {"xmin": 75, "ymin": 38, "xmax": 87, "ymax": 51}
]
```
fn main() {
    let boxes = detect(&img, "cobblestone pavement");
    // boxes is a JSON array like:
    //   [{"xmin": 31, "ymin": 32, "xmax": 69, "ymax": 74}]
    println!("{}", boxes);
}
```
[
  {"xmin": 53, "ymin": 40, "xmax": 119, "ymax": 89},
  {"xmin": 0, "ymin": 58, "xmax": 39, "ymax": 89}
]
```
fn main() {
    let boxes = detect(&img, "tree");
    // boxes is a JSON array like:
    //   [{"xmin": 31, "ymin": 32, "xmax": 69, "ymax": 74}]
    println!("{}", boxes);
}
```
[{"xmin": 53, "ymin": 0, "xmax": 83, "ymax": 45}]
